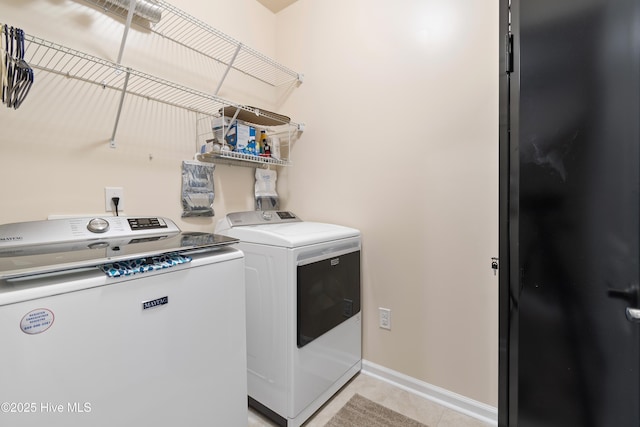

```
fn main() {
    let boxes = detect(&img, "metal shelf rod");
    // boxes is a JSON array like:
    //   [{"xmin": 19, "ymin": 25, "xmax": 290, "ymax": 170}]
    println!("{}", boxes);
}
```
[
  {"xmin": 214, "ymin": 43, "xmax": 241, "ymax": 96},
  {"xmin": 110, "ymin": 69, "xmax": 131, "ymax": 148},
  {"xmin": 115, "ymin": 0, "xmax": 137, "ymax": 65}
]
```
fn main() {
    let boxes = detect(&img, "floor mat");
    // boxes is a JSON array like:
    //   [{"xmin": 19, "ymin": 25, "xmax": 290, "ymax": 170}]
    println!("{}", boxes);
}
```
[{"xmin": 325, "ymin": 393, "xmax": 429, "ymax": 427}]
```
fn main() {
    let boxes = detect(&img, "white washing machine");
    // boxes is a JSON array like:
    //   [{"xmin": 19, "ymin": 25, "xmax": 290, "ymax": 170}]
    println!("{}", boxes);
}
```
[
  {"xmin": 0, "ymin": 216, "xmax": 247, "ymax": 427},
  {"xmin": 215, "ymin": 211, "xmax": 362, "ymax": 427}
]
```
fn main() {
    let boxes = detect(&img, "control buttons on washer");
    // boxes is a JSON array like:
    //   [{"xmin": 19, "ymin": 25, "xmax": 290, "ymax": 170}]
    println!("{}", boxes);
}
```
[
  {"xmin": 87, "ymin": 218, "xmax": 110, "ymax": 233},
  {"xmin": 262, "ymin": 211, "xmax": 273, "ymax": 221},
  {"xmin": 127, "ymin": 217, "xmax": 168, "ymax": 230}
]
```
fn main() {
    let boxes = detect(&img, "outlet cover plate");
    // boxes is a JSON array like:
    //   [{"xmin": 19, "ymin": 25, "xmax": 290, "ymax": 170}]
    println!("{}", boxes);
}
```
[
  {"xmin": 105, "ymin": 187, "xmax": 124, "ymax": 212},
  {"xmin": 379, "ymin": 307, "xmax": 391, "ymax": 330}
]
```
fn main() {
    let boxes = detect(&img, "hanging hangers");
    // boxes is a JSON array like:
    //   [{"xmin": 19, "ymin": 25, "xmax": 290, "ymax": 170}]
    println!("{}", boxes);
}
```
[
  {"xmin": 1, "ymin": 24, "xmax": 8, "ymax": 106},
  {"xmin": 11, "ymin": 28, "xmax": 33, "ymax": 109},
  {"xmin": 6, "ymin": 25, "xmax": 14, "ymax": 108},
  {"xmin": 1, "ymin": 24, "xmax": 33, "ymax": 109},
  {"xmin": 0, "ymin": 26, "xmax": 4, "ymax": 106}
]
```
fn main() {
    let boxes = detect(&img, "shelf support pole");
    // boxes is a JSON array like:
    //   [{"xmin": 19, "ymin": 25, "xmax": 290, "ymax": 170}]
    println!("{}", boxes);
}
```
[
  {"xmin": 116, "ymin": 0, "xmax": 137, "ymax": 65},
  {"xmin": 214, "ymin": 43, "xmax": 242, "ymax": 96},
  {"xmin": 220, "ymin": 107, "xmax": 242, "ymax": 145},
  {"xmin": 110, "ymin": 69, "xmax": 131, "ymax": 148}
]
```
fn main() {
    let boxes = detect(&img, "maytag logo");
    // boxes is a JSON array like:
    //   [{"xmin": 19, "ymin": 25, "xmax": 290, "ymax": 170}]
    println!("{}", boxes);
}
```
[
  {"xmin": 0, "ymin": 236, "xmax": 23, "ymax": 242},
  {"xmin": 142, "ymin": 296, "xmax": 168, "ymax": 310}
]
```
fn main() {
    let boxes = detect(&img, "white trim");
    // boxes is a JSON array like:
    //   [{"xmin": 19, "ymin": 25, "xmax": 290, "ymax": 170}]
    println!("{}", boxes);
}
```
[{"xmin": 361, "ymin": 360, "xmax": 498, "ymax": 425}]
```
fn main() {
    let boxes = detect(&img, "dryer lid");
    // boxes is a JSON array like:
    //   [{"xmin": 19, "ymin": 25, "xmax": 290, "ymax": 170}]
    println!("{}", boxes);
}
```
[{"xmin": 215, "ymin": 211, "xmax": 360, "ymax": 247}]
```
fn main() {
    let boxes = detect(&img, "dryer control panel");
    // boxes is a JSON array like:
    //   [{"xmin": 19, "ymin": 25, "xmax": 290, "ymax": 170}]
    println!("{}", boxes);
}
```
[{"xmin": 222, "ymin": 211, "xmax": 302, "ymax": 228}]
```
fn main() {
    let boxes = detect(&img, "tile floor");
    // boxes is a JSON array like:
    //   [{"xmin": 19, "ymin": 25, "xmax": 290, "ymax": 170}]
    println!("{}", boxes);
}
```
[{"xmin": 247, "ymin": 372, "xmax": 493, "ymax": 427}]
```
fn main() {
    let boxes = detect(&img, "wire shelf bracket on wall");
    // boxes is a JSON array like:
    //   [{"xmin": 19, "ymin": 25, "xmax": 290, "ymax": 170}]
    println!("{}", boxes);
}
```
[
  {"xmin": 84, "ymin": 0, "xmax": 304, "ymax": 88},
  {"xmin": 78, "ymin": 0, "xmax": 304, "ymax": 150},
  {"xmin": 22, "ymin": 34, "xmax": 302, "ymax": 148}
]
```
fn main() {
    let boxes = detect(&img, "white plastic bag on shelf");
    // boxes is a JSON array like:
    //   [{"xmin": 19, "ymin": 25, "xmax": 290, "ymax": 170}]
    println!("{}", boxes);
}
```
[
  {"xmin": 270, "ymin": 135, "xmax": 281, "ymax": 160},
  {"xmin": 255, "ymin": 169, "xmax": 279, "ymax": 211}
]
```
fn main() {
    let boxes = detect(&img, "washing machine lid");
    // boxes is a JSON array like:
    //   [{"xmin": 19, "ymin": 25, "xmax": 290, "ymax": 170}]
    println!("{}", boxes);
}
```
[
  {"xmin": 0, "ymin": 216, "xmax": 237, "ymax": 279},
  {"xmin": 215, "ymin": 211, "xmax": 360, "ymax": 247}
]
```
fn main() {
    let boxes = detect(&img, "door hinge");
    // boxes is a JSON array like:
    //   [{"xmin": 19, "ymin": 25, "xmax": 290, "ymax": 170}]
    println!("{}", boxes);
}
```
[{"xmin": 505, "ymin": 33, "xmax": 514, "ymax": 74}]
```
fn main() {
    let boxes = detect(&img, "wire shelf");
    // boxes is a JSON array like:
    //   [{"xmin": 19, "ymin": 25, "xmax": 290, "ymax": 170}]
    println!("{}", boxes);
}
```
[
  {"xmin": 24, "ymin": 33, "xmax": 300, "ymax": 129},
  {"xmin": 197, "ymin": 151, "xmax": 291, "ymax": 168},
  {"xmin": 84, "ymin": 0, "xmax": 302, "ymax": 87}
]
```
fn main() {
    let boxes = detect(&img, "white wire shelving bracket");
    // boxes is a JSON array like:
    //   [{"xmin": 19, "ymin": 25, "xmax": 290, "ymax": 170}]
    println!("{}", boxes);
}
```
[
  {"xmin": 23, "ymin": 34, "xmax": 301, "ymax": 151},
  {"xmin": 84, "ymin": 0, "xmax": 304, "ymax": 88},
  {"xmin": 21, "ymin": 0, "xmax": 304, "ymax": 167}
]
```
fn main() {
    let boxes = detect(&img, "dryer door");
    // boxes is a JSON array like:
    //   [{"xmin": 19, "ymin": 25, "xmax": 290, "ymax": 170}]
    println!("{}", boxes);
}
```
[{"xmin": 297, "ymin": 250, "xmax": 361, "ymax": 348}]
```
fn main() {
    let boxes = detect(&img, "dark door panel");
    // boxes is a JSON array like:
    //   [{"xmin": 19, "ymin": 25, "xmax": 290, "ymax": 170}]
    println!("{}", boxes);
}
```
[{"xmin": 502, "ymin": 0, "xmax": 640, "ymax": 425}]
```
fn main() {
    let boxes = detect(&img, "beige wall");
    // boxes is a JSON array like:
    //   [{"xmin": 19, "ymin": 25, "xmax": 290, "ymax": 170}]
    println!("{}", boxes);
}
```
[
  {"xmin": 275, "ymin": 0, "xmax": 499, "ymax": 406},
  {"xmin": 0, "ymin": 0, "xmax": 498, "ymax": 408}
]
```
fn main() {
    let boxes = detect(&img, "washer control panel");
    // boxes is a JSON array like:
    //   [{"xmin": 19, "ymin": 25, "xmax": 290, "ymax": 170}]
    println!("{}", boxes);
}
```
[
  {"xmin": 127, "ymin": 217, "xmax": 168, "ymax": 230},
  {"xmin": 0, "ymin": 216, "xmax": 181, "ymax": 248}
]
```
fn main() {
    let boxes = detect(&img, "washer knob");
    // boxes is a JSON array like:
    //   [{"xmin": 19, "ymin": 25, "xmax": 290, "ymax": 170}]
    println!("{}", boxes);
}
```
[
  {"xmin": 262, "ymin": 211, "xmax": 273, "ymax": 221},
  {"xmin": 87, "ymin": 218, "xmax": 110, "ymax": 233}
]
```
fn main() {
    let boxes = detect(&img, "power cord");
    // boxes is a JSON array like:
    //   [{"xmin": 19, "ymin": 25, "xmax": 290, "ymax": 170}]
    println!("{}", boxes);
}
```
[{"xmin": 112, "ymin": 197, "xmax": 120, "ymax": 217}]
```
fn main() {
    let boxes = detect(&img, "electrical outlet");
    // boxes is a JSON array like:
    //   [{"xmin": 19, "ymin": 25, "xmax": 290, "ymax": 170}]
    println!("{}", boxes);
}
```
[
  {"xmin": 379, "ymin": 307, "xmax": 391, "ymax": 330},
  {"xmin": 105, "ymin": 187, "xmax": 124, "ymax": 213}
]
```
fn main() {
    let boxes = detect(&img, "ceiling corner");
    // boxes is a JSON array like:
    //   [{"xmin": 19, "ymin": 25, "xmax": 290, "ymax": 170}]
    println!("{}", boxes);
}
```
[{"xmin": 255, "ymin": 0, "xmax": 298, "ymax": 14}]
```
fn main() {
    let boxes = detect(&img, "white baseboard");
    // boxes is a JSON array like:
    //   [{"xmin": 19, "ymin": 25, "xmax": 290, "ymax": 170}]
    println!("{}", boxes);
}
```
[{"xmin": 361, "ymin": 360, "xmax": 498, "ymax": 425}]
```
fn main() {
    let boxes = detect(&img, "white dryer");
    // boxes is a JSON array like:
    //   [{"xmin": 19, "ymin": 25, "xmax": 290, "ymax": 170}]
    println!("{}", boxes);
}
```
[{"xmin": 215, "ymin": 211, "xmax": 362, "ymax": 427}]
